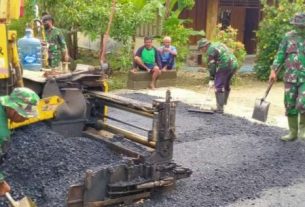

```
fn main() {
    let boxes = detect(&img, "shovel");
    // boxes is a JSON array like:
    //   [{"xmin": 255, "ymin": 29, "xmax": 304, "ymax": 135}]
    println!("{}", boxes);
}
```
[
  {"xmin": 5, "ymin": 193, "xmax": 37, "ymax": 207},
  {"xmin": 252, "ymin": 80, "xmax": 275, "ymax": 122},
  {"xmin": 188, "ymin": 87, "xmax": 214, "ymax": 114}
]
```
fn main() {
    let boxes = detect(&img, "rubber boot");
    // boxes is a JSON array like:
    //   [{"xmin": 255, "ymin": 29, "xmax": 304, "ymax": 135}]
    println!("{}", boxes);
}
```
[
  {"xmin": 214, "ymin": 92, "xmax": 225, "ymax": 114},
  {"xmin": 281, "ymin": 116, "xmax": 298, "ymax": 141},
  {"xmin": 299, "ymin": 114, "xmax": 305, "ymax": 140},
  {"xmin": 224, "ymin": 91, "xmax": 230, "ymax": 105}
]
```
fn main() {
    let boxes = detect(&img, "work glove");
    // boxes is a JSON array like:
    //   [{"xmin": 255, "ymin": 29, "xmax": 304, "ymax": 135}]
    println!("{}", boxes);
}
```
[
  {"xmin": 0, "ymin": 181, "xmax": 10, "ymax": 196},
  {"xmin": 208, "ymin": 80, "xmax": 214, "ymax": 88}
]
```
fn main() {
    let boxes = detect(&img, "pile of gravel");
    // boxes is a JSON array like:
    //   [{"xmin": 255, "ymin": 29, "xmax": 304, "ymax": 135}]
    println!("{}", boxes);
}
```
[{"xmin": 0, "ymin": 123, "xmax": 124, "ymax": 207}]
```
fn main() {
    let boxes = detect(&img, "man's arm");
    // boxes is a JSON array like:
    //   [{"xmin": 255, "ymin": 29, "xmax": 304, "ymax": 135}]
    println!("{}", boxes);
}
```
[
  {"xmin": 57, "ymin": 29, "xmax": 69, "ymax": 61},
  {"xmin": 269, "ymin": 34, "xmax": 288, "ymax": 81},
  {"xmin": 207, "ymin": 47, "xmax": 218, "ymax": 80},
  {"xmin": 134, "ymin": 46, "xmax": 150, "ymax": 71},
  {"xmin": 0, "ymin": 173, "xmax": 10, "ymax": 196},
  {"xmin": 154, "ymin": 48, "xmax": 162, "ymax": 69},
  {"xmin": 169, "ymin": 46, "xmax": 177, "ymax": 56},
  {"xmin": 271, "ymin": 35, "xmax": 288, "ymax": 71}
]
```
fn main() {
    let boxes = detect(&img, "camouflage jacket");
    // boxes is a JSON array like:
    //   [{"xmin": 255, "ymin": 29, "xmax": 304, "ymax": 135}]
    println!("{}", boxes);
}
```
[
  {"xmin": 45, "ymin": 27, "xmax": 67, "ymax": 67},
  {"xmin": 272, "ymin": 30, "xmax": 305, "ymax": 83},
  {"xmin": 206, "ymin": 42, "xmax": 238, "ymax": 80}
]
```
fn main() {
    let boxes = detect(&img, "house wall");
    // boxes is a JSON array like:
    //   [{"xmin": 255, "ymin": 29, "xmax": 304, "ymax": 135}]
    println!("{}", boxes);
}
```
[
  {"xmin": 180, "ymin": 0, "xmax": 209, "ymax": 43},
  {"xmin": 180, "ymin": 0, "xmax": 260, "ymax": 54}
]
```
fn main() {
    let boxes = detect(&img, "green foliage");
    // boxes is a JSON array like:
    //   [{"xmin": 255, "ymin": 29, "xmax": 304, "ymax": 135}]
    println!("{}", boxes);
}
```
[
  {"xmin": 160, "ymin": 0, "xmax": 204, "ymax": 69},
  {"xmin": 162, "ymin": 13, "xmax": 205, "ymax": 68},
  {"xmin": 107, "ymin": 43, "xmax": 133, "ymax": 71},
  {"xmin": 255, "ymin": 0, "xmax": 305, "ymax": 80},
  {"xmin": 10, "ymin": 0, "xmax": 202, "ymax": 72},
  {"xmin": 170, "ymin": 0, "xmax": 195, "ymax": 15},
  {"xmin": 8, "ymin": 0, "xmax": 36, "ymax": 37},
  {"xmin": 80, "ymin": 0, "xmax": 160, "ymax": 43},
  {"xmin": 212, "ymin": 24, "xmax": 246, "ymax": 69}
]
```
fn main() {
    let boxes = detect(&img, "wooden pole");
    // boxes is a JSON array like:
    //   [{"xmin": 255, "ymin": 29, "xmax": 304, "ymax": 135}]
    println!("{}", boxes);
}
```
[
  {"xmin": 100, "ymin": 0, "xmax": 116, "ymax": 65},
  {"xmin": 165, "ymin": 0, "xmax": 171, "ymax": 18}
]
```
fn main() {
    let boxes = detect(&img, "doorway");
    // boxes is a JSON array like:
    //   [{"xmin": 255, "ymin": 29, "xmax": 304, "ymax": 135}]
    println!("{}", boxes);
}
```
[{"xmin": 244, "ymin": 8, "xmax": 260, "ymax": 54}]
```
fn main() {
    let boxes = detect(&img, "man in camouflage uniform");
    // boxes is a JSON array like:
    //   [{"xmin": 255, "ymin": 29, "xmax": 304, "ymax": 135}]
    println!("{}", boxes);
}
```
[
  {"xmin": 198, "ymin": 38, "xmax": 238, "ymax": 113},
  {"xmin": 269, "ymin": 12, "xmax": 305, "ymax": 141},
  {"xmin": 0, "ymin": 87, "xmax": 40, "ymax": 196},
  {"xmin": 42, "ymin": 15, "xmax": 69, "ymax": 68}
]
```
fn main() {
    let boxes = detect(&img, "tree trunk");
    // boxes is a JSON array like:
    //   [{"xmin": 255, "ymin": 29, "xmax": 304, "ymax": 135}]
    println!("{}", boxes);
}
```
[
  {"xmin": 73, "ymin": 31, "xmax": 78, "ymax": 59},
  {"xmin": 165, "ymin": 0, "xmax": 171, "ymax": 18}
]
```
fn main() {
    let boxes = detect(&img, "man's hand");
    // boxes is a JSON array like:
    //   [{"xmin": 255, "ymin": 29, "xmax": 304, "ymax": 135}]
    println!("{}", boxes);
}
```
[
  {"xmin": 64, "ymin": 55, "xmax": 69, "ymax": 62},
  {"xmin": 269, "ymin": 69, "xmax": 277, "ymax": 83},
  {"xmin": 145, "ymin": 66, "xmax": 151, "ymax": 72},
  {"xmin": 163, "ymin": 47, "xmax": 170, "ymax": 52},
  {"xmin": 41, "ymin": 41, "xmax": 47, "ymax": 46},
  {"xmin": 0, "ymin": 181, "xmax": 10, "ymax": 196},
  {"xmin": 208, "ymin": 80, "xmax": 214, "ymax": 88}
]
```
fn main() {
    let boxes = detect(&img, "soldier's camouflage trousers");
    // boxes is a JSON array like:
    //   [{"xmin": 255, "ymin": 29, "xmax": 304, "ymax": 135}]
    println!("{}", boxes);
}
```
[
  {"xmin": 48, "ymin": 52, "xmax": 61, "ymax": 68},
  {"xmin": 48, "ymin": 44, "xmax": 61, "ymax": 68},
  {"xmin": 285, "ymin": 82, "xmax": 305, "ymax": 116}
]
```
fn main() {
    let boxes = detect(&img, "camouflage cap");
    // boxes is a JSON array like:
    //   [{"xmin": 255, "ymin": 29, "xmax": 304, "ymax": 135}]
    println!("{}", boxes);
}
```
[
  {"xmin": 290, "ymin": 12, "xmax": 305, "ymax": 26},
  {"xmin": 41, "ymin": 14, "xmax": 53, "ymax": 23},
  {"xmin": 0, "ymin": 87, "xmax": 40, "ymax": 118},
  {"xmin": 197, "ymin": 38, "xmax": 210, "ymax": 49}
]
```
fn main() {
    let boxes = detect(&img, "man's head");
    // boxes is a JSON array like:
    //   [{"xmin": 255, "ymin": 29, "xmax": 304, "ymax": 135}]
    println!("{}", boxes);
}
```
[
  {"xmin": 163, "ymin": 36, "xmax": 172, "ymax": 47},
  {"xmin": 291, "ymin": 12, "xmax": 305, "ymax": 28},
  {"xmin": 197, "ymin": 38, "xmax": 210, "ymax": 53},
  {"xmin": 0, "ymin": 87, "xmax": 40, "ymax": 122},
  {"xmin": 144, "ymin": 36, "xmax": 153, "ymax": 49},
  {"xmin": 42, "ymin": 14, "xmax": 54, "ymax": 30}
]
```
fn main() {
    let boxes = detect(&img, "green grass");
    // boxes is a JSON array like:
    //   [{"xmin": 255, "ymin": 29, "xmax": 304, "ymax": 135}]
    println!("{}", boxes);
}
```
[
  {"xmin": 107, "ymin": 72, "xmax": 128, "ymax": 91},
  {"xmin": 76, "ymin": 51, "xmax": 128, "ymax": 91}
]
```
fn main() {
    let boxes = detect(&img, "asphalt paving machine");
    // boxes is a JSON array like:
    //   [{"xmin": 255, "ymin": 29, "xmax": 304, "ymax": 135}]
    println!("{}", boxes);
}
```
[
  {"xmin": 1, "ymin": 1, "xmax": 192, "ymax": 206},
  {"xmin": 21, "ymin": 65, "xmax": 192, "ymax": 206}
]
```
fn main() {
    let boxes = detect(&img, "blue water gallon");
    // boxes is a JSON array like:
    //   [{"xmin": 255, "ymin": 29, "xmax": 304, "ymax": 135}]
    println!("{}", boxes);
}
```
[{"xmin": 18, "ymin": 28, "xmax": 42, "ymax": 71}]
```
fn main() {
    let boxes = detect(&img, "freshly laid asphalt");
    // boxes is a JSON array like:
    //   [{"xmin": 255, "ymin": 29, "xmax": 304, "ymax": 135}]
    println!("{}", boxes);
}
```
[
  {"xmin": 0, "ymin": 123, "xmax": 123, "ymax": 207},
  {"xmin": 109, "ymin": 93, "xmax": 305, "ymax": 207},
  {"xmin": 1, "ymin": 92, "xmax": 305, "ymax": 207}
]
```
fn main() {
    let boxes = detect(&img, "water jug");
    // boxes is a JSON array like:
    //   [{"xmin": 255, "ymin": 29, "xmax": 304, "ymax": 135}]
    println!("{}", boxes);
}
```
[{"xmin": 18, "ymin": 28, "xmax": 42, "ymax": 71}]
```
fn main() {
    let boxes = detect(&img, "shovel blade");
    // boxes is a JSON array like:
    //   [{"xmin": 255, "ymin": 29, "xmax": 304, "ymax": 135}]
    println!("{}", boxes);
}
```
[
  {"xmin": 17, "ymin": 197, "xmax": 37, "ymax": 207},
  {"xmin": 188, "ymin": 108, "xmax": 214, "ymax": 114},
  {"xmin": 252, "ymin": 98, "xmax": 270, "ymax": 122}
]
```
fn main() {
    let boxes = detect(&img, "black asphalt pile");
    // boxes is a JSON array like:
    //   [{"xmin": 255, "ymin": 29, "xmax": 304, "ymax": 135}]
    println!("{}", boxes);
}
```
[
  {"xmin": 0, "ymin": 123, "xmax": 123, "ymax": 207},
  {"xmin": 109, "ymin": 93, "xmax": 305, "ymax": 207}
]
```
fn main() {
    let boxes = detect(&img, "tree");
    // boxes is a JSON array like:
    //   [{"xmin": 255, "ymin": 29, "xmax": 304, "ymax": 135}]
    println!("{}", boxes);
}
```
[
  {"xmin": 160, "ymin": 0, "xmax": 205, "ymax": 67},
  {"xmin": 255, "ymin": 0, "xmax": 305, "ymax": 80}
]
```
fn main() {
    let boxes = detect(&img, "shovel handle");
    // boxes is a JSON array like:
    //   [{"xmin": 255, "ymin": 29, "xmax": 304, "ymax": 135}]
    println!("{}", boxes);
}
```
[
  {"xmin": 263, "ymin": 80, "xmax": 274, "ymax": 100},
  {"xmin": 5, "ymin": 193, "xmax": 18, "ymax": 207},
  {"xmin": 263, "ymin": 65, "xmax": 283, "ymax": 100}
]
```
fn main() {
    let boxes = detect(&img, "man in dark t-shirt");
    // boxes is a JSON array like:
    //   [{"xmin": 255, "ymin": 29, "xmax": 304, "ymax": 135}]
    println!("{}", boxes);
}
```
[{"xmin": 132, "ymin": 37, "xmax": 161, "ymax": 89}]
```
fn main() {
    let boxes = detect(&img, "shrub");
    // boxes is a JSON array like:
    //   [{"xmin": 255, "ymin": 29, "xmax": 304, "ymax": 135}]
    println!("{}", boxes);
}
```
[
  {"xmin": 254, "ymin": 0, "xmax": 305, "ymax": 80},
  {"xmin": 212, "ymin": 24, "xmax": 247, "ymax": 69},
  {"xmin": 161, "ymin": 13, "xmax": 205, "ymax": 69}
]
